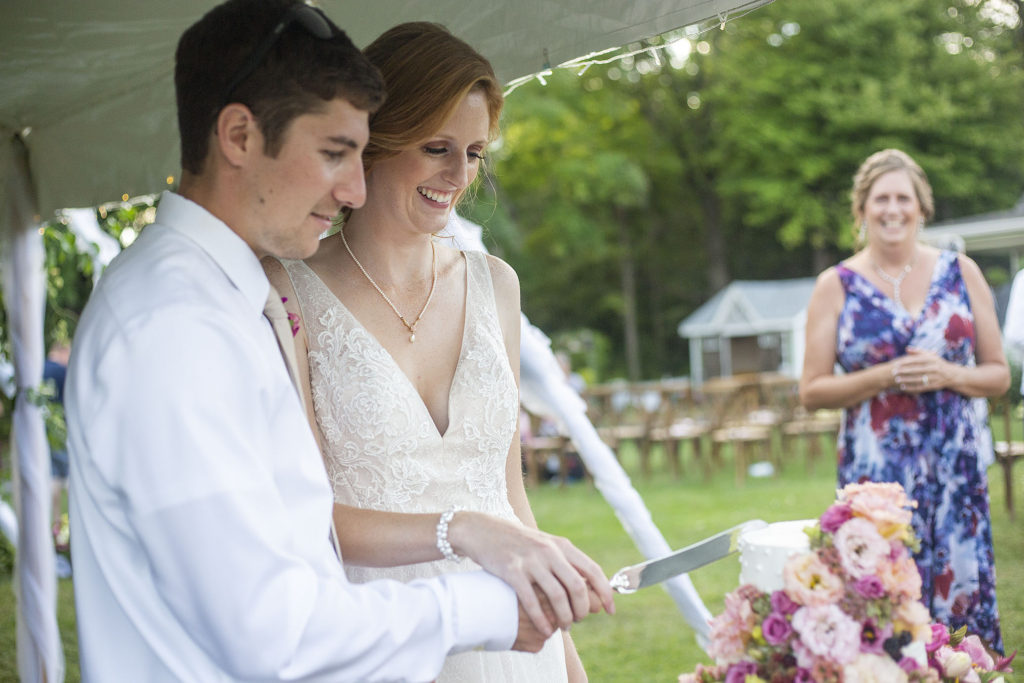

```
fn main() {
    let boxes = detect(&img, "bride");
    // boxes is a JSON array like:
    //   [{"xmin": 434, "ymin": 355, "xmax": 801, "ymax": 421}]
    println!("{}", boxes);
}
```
[{"xmin": 264, "ymin": 22, "xmax": 612, "ymax": 682}]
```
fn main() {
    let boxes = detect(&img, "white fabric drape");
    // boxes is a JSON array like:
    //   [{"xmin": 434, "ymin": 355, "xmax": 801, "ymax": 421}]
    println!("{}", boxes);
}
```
[
  {"xmin": 444, "ymin": 214, "xmax": 712, "ymax": 642},
  {"xmin": 1, "ymin": 135, "xmax": 65, "ymax": 683}
]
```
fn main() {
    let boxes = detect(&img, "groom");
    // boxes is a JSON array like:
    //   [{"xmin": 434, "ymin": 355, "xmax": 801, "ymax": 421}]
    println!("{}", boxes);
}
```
[{"xmin": 66, "ymin": 1, "xmax": 598, "ymax": 680}]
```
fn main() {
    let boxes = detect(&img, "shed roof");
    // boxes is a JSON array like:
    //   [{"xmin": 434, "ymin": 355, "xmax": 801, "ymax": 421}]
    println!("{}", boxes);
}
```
[
  {"xmin": 923, "ymin": 193, "xmax": 1024, "ymax": 255},
  {"xmin": 678, "ymin": 277, "xmax": 817, "ymax": 338}
]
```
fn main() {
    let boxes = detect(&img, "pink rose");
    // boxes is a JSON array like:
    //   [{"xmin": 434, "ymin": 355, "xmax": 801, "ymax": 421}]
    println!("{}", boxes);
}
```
[
  {"xmin": 926, "ymin": 623, "xmax": 949, "ymax": 653},
  {"xmin": 724, "ymin": 660, "xmax": 758, "ymax": 683},
  {"xmin": 793, "ymin": 668, "xmax": 814, "ymax": 683},
  {"xmin": 853, "ymin": 575, "xmax": 886, "ymax": 599},
  {"xmin": 771, "ymin": 589, "xmax": 800, "ymax": 616},
  {"xmin": 820, "ymin": 503, "xmax": 853, "ymax": 533},
  {"xmin": 762, "ymin": 612, "xmax": 794, "ymax": 646}
]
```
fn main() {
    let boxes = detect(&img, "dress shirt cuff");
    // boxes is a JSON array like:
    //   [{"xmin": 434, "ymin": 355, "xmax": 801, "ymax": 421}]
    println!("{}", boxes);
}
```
[{"xmin": 442, "ymin": 570, "xmax": 518, "ymax": 653}]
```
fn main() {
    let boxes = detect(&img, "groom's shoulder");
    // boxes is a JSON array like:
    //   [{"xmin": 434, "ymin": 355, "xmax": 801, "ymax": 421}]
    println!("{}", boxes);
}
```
[{"xmin": 86, "ymin": 223, "xmax": 230, "ymax": 329}]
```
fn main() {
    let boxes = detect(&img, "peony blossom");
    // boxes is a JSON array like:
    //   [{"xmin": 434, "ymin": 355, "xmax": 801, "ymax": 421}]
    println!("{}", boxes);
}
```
[
  {"xmin": 877, "ymin": 554, "xmax": 922, "ymax": 600},
  {"xmin": 792, "ymin": 604, "xmax": 862, "ymax": 665},
  {"xmin": 708, "ymin": 591, "xmax": 756, "ymax": 665},
  {"xmin": 839, "ymin": 481, "xmax": 914, "ymax": 540},
  {"xmin": 783, "ymin": 553, "xmax": 844, "ymax": 606},
  {"xmin": 843, "ymin": 653, "xmax": 909, "ymax": 683},
  {"xmin": 833, "ymin": 518, "xmax": 889, "ymax": 578}
]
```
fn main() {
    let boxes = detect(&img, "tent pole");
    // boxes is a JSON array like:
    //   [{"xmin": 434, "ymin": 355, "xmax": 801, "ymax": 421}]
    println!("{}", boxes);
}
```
[{"xmin": 1, "ymin": 134, "xmax": 65, "ymax": 683}]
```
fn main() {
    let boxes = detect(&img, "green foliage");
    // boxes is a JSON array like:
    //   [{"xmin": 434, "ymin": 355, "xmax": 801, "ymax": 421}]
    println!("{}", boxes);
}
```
[
  {"xmin": 0, "ymin": 198, "xmax": 154, "ymax": 475},
  {"xmin": 472, "ymin": 0, "xmax": 1024, "ymax": 381}
]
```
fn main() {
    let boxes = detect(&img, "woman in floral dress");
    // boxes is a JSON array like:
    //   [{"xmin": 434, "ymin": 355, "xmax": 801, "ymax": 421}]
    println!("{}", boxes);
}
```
[{"xmin": 799, "ymin": 149, "xmax": 1009, "ymax": 650}]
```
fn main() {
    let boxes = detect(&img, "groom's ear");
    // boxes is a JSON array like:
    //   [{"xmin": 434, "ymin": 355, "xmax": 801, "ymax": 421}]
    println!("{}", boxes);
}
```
[{"xmin": 215, "ymin": 103, "xmax": 260, "ymax": 169}]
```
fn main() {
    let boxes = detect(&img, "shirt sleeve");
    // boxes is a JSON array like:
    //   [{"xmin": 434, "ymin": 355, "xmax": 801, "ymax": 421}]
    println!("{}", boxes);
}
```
[
  {"xmin": 1004, "ymin": 268, "xmax": 1024, "ymax": 354},
  {"xmin": 76, "ymin": 300, "xmax": 517, "ymax": 681}
]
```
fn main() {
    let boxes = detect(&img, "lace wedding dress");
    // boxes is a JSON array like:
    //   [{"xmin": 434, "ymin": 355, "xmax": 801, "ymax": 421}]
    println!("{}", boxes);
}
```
[{"xmin": 284, "ymin": 250, "xmax": 568, "ymax": 681}]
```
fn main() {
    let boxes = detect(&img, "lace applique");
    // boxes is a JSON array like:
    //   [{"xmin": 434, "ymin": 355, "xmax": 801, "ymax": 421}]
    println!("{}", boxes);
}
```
[{"xmin": 284, "ymin": 252, "xmax": 518, "ymax": 516}]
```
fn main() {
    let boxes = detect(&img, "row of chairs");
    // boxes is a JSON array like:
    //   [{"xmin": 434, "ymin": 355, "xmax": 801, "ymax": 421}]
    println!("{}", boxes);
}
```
[
  {"xmin": 523, "ymin": 374, "xmax": 1024, "ymax": 519},
  {"xmin": 522, "ymin": 373, "xmax": 841, "ymax": 487},
  {"xmin": 584, "ymin": 374, "xmax": 841, "ymax": 486}
]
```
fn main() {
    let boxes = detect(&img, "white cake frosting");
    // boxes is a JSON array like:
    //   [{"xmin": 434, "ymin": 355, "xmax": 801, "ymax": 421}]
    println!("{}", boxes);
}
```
[{"xmin": 738, "ymin": 520, "xmax": 815, "ymax": 593}]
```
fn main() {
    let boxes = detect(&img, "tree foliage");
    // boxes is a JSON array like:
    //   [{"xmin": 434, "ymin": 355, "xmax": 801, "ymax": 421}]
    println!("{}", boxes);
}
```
[{"xmin": 469, "ymin": 0, "xmax": 1024, "ymax": 381}]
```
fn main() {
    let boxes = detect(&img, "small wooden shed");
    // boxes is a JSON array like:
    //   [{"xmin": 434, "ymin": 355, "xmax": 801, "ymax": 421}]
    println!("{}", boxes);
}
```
[{"xmin": 678, "ymin": 278, "xmax": 817, "ymax": 386}]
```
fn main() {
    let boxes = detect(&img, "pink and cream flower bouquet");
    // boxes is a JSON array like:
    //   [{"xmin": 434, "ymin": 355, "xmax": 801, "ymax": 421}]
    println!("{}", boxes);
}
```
[{"xmin": 680, "ymin": 482, "xmax": 1015, "ymax": 683}]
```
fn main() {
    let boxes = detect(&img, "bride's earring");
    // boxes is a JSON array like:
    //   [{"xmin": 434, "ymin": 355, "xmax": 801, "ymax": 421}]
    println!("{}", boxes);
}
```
[
  {"xmin": 858, "ymin": 220, "xmax": 866, "ymax": 245},
  {"xmin": 917, "ymin": 217, "xmax": 924, "ymax": 234}
]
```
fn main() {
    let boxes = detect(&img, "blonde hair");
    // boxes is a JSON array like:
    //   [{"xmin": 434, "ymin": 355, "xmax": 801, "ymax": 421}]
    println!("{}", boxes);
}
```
[
  {"xmin": 850, "ymin": 149, "xmax": 935, "ymax": 234},
  {"xmin": 362, "ymin": 22, "xmax": 503, "ymax": 171}
]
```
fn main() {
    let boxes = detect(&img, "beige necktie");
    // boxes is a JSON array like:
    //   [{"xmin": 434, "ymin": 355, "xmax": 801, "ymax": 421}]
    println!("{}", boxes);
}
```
[
  {"xmin": 263, "ymin": 285, "xmax": 302, "ymax": 398},
  {"xmin": 264, "ymin": 285, "xmax": 344, "ymax": 561}
]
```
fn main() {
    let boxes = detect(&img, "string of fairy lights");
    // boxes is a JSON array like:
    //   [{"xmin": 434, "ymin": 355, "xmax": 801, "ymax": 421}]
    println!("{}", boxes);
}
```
[{"xmin": 502, "ymin": 0, "xmax": 775, "ymax": 96}]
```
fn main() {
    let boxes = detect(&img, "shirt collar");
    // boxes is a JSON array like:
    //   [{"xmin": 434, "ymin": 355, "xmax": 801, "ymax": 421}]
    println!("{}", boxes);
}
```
[{"xmin": 155, "ymin": 191, "xmax": 269, "ymax": 314}]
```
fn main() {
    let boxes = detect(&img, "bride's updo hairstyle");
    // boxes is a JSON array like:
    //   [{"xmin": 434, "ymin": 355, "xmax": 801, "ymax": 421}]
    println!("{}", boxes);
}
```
[{"xmin": 360, "ymin": 22, "xmax": 504, "ymax": 172}]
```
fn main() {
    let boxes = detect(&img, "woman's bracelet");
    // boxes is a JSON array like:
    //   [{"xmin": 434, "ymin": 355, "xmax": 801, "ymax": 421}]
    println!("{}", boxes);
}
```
[{"xmin": 436, "ymin": 506, "xmax": 463, "ymax": 562}]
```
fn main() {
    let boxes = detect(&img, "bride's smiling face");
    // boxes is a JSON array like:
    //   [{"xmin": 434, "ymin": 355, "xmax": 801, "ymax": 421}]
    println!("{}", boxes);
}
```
[{"xmin": 365, "ymin": 89, "xmax": 490, "ymax": 235}]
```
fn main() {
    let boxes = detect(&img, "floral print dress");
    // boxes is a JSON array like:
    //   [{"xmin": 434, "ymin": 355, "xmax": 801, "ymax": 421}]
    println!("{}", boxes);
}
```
[{"xmin": 834, "ymin": 249, "xmax": 1002, "ymax": 652}]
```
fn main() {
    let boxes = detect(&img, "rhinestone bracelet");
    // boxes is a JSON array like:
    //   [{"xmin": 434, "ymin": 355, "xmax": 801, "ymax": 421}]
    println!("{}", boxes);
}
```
[{"xmin": 436, "ymin": 506, "xmax": 463, "ymax": 562}]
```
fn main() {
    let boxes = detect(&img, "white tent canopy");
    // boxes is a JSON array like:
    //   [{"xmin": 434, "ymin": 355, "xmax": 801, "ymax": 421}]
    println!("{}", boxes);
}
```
[
  {"xmin": 0, "ymin": 1, "xmax": 773, "ymax": 680},
  {"xmin": 1, "ymin": 0, "xmax": 772, "ymax": 217}
]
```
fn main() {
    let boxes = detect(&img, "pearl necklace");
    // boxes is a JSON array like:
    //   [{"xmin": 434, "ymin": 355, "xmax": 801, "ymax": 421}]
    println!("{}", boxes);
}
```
[
  {"xmin": 871, "ymin": 248, "xmax": 917, "ymax": 312},
  {"xmin": 340, "ymin": 226, "xmax": 437, "ymax": 343}
]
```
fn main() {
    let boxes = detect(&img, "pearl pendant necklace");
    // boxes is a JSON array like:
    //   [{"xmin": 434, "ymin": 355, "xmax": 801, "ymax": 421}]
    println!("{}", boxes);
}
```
[
  {"xmin": 341, "ymin": 225, "xmax": 437, "ymax": 343},
  {"xmin": 871, "ymin": 248, "xmax": 917, "ymax": 312}
]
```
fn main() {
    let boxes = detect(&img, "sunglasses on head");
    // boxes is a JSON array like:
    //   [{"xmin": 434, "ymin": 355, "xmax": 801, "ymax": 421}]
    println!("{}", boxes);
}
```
[{"xmin": 221, "ymin": 3, "xmax": 333, "ymax": 107}]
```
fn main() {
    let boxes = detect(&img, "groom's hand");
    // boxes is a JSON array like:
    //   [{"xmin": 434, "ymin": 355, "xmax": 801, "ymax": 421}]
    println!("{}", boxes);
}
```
[
  {"xmin": 511, "ymin": 583, "xmax": 610, "ymax": 653},
  {"xmin": 512, "ymin": 587, "xmax": 559, "ymax": 652}
]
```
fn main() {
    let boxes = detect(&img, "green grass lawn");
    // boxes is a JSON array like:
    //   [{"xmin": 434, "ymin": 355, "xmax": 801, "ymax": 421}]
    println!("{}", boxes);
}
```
[
  {"xmin": 530, "ymin": 440, "xmax": 1023, "ymax": 682},
  {"xmin": 1, "ymin": 437, "xmax": 1020, "ymax": 681}
]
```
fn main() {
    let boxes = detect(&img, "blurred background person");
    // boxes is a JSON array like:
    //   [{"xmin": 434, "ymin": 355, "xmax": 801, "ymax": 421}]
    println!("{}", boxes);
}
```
[{"xmin": 800, "ymin": 148, "xmax": 1009, "ymax": 650}]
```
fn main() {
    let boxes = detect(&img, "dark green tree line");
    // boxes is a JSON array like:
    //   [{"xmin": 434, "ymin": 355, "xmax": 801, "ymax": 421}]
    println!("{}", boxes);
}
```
[{"xmin": 469, "ymin": 0, "xmax": 1024, "ymax": 382}]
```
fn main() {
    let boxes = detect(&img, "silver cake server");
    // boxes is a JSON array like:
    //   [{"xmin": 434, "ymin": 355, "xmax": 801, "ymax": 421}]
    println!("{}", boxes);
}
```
[{"xmin": 610, "ymin": 519, "xmax": 767, "ymax": 593}]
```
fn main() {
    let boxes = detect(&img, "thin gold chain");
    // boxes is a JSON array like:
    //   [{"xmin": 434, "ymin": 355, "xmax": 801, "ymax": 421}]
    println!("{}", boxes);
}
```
[{"xmin": 340, "ymin": 225, "xmax": 437, "ymax": 342}]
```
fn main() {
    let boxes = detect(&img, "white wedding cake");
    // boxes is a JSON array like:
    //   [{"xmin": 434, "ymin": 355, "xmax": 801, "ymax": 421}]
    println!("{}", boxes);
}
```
[{"xmin": 737, "ymin": 520, "xmax": 815, "ymax": 593}]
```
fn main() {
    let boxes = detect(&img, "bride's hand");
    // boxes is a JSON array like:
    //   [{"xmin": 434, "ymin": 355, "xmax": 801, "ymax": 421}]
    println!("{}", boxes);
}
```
[{"xmin": 448, "ymin": 511, "xmax": 615, "ymax": 634}]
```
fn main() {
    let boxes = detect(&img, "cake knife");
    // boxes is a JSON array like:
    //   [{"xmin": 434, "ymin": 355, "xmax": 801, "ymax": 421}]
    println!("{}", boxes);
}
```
[{"xmin": 609, "ymin": 519, "xmax": 767, "ymax": 593}]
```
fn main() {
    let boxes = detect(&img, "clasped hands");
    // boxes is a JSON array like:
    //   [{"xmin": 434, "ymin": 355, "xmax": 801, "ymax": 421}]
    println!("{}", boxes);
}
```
[
  {"xmin": 446, "ymin": 511, "xmax": 616, "ymax": 653},
  {"xmin": 889, "ymin": 347, "xmax": 950, "ymax": 393}
]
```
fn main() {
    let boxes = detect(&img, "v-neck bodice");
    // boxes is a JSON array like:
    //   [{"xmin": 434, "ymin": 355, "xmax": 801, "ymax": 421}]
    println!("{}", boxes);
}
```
[
  {"xmin": 283, "ymin": 251, "xmax": 519, "ymax": 515},
  {"xmin": 835, "ymin": 250, "xmax": 973, "ymax": 372},
  {"xmin": 283, "ymin": 250, "xmax": 568, "ymax": 681}
]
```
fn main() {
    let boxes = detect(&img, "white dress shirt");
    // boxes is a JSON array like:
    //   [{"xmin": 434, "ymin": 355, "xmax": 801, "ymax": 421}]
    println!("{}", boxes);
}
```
[
  {"xmin": 1004, "ymin": 267, "xmax": 1024, "ymax": 395},
  {"xmin": 66, "ymin": 192, "xmax": 517, "ymax": 682}
]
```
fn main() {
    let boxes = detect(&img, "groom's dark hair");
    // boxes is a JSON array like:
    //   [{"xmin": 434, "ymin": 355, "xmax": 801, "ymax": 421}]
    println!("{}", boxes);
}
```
[{"xmin": 175, "ymin": 0, "xmax": 385, "ymax": 174}]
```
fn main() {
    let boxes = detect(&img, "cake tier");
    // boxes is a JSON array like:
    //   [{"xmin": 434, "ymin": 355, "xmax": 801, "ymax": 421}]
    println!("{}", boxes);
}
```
[{"xmin": 738, "ymin": 519, "xmax": 815, "ymax": 593}]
